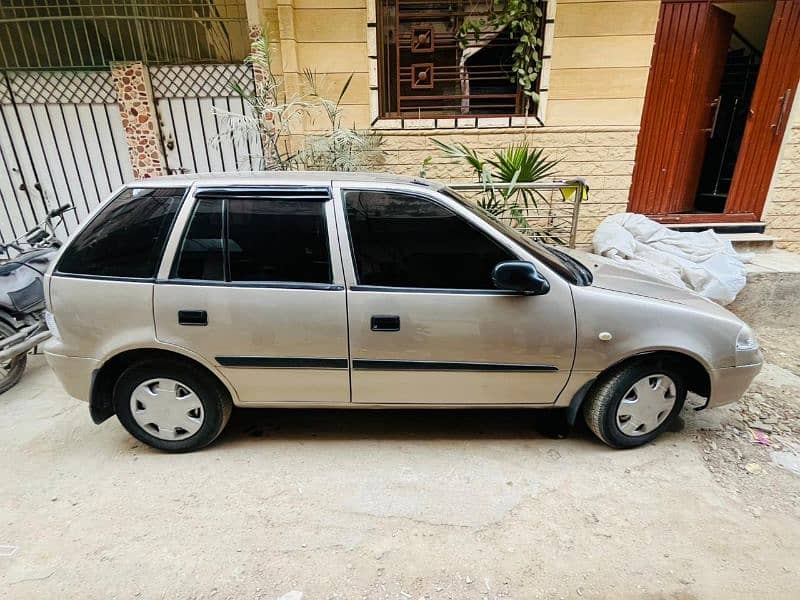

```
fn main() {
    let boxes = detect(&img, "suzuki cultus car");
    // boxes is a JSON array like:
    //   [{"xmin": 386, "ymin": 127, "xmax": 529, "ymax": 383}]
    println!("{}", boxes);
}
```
[{"xmin": 43, "ymin": 173, "xmax": 762, "ymax": 452}]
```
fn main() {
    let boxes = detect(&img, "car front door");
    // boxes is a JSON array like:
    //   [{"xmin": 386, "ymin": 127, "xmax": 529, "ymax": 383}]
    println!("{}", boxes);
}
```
[
  {"xmin": 333, "ymin": 183, "xmax": 576, "ymax": 406},
  {"xmin": 154, "ymin": 185, "xmax": 349, "ymax": 405}
]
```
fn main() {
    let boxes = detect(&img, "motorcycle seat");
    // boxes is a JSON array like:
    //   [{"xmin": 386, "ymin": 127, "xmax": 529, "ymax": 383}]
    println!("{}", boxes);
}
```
[{"xmin": 0, "ymin": 248, "xmax": 54, "ymax": 276}]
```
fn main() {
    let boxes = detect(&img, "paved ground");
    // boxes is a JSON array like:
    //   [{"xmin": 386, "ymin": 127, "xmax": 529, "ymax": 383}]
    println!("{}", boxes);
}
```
[{"xmin": 2, "ymin": 325, "xmax": 800, "ymax": 600}]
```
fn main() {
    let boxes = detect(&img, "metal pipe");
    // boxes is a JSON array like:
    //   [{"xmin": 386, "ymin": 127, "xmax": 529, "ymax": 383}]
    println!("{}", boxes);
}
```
[
  {"xmin": 449, "ymin": 180, "xmax": 585, "ymax": 191},
  {"xmin": 569, "ymin": 181, "xmax": 585, "ymax": 248},
  {"xmin": 0, "ymin": 323, "xmax": 38, "ymax": 351},
  {"xmin": 0, "ymin": 331, "xmax": 50, "ymax": 363},
  {"xmin": 447, "ymin": 179, "xmax": 589, "ymax": 248}
]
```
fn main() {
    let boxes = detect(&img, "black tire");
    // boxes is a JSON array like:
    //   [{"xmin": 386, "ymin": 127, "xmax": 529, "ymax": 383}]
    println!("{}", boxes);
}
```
[
  {"xmin": 0, "ymin": 320, "xmax": 27, "ymax": 395},
  {"xmin": 113, "ymin": 358, "xmax": 232, "ymax": 453},
  {"xmin": 583, "ymin": 356, "xmax": 687, "ymax": 449}
]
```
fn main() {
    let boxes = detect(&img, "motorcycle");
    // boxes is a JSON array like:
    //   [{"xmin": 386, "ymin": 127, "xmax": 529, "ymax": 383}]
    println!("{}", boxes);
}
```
[{"xmin": 0, "ymin": 204, "xmax": 72, "ymax": 394}]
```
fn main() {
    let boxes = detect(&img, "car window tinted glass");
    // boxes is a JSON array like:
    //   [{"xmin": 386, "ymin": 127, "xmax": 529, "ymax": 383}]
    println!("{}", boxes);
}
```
[
  {"xmin": 57, "ymin": 187, "xmax": 185, "ymax": 278},
  {"xmin": 173, "ymin": 198, "xmax": 224, "ymax": 281},
  {"xmin": 437, "ymin": 186, "xmax": 588, "ymax": 285},
  {"xmin": 344, "ymin": 190, "xmax": 513, "ymax": 289},
  {"xmin": 227, "ymin": 198, "xmax": 331, "ymax": 284}
]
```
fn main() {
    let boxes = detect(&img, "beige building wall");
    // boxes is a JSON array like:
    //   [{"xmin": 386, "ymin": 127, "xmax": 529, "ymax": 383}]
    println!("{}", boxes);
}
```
[
  {"xmin": 257, "ymin": 0, "xmax": 660, "ymax": 246},
  {"xmin": 763, "ymin": 99, "xmax": 800, "ymax": 252},
  {"xmin": 260, "ymin": 0, "xmax": 371, "ymax": 132},
  {"xmin": 258, "ymin": 0, "xmax": 798, "ymax": 249}
]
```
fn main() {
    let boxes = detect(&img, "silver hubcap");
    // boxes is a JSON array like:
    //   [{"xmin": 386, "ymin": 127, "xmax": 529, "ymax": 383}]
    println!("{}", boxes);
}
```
[
  {"xmin": 130, "ymin": 378, "xmax": 204, "ymax": 441},
  {"xmin": 615, "ymin": 374, "xmax": 677, "ymax": 437}
]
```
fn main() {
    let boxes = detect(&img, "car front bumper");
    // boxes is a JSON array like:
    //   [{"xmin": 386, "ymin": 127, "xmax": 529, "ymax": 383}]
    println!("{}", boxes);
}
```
[
  {"xmin": 44, "ymin": 351, "xmax": 98, "ymax": 403},
  {"xmin": 705, "ymin": 360, "xmax": 763, "ymax": 409}
]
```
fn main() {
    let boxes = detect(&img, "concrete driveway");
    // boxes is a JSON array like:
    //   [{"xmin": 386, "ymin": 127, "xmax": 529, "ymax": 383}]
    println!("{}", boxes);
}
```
[{"xmin": 2, "ymin": 327, "xmax": 799, "ymax": 599}]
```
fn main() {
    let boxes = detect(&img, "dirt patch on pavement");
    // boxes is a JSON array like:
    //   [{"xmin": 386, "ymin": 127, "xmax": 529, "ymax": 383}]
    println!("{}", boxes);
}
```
[{"xmin": 687, "ymin": 326, "xmax": 800, "ymax": 518}]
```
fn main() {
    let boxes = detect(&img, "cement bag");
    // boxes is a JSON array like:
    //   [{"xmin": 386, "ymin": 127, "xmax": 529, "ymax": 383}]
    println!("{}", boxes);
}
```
[{"xmin": 592, "ymin": 213, "xmax": 748, "ymax": 305}]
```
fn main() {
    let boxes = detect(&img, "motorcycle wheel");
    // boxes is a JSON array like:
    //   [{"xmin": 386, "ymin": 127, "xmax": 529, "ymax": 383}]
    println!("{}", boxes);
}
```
[{"xmin": 0, "ymin": 321, "xmax": 27, "ymax": 395}]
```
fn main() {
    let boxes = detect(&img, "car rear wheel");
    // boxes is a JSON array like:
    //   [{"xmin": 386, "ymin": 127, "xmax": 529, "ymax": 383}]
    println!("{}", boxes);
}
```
[
  {"xmin": 114, "ymin": 359, "xmax": 232, "ymax": 453},
  {"xmin": 0, "ymin": 321, "xmax": 27, "ymax": 395},
  {"xmin": 583, "ymin": 357, "xmax": 686, "ymax": 449}
]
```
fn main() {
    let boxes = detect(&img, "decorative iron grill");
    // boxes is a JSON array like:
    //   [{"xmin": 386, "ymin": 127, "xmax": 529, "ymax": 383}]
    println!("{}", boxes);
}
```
[
  {"xmin": 0, "ymin": 0, "xmax": 249, "ymax": 70},
  {"xmin": 0, "ymin": 70, "xmax": 117, "ymax": 104},
  {"xmin": 377, "ymin": 0, "xmax": 542, "ymax": 118},
  {"xmin": 149, "ymin": 63, "xmax": 253, "ymax": 99}
]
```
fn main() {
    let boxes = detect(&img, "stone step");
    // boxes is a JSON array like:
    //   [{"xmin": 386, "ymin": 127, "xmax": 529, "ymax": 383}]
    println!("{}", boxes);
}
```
[
  {"xmin": 663, "ymin": 221, "xmax": 766, "ymax": 234},
  {"xmin": 719, "ymin": 232, "xmax": 778, "ymax": 253},
  {"xmin": 657, "ymin": 222, "xmax": 776, "ymax": 251},
  {"xmin": 728, "ymin": 250, "xmax": 800, "ymax": 328}
]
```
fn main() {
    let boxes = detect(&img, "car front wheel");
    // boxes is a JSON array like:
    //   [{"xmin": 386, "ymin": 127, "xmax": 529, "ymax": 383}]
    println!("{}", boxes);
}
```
[
  {"xmin": 114, "ymin": 359, "xmax": 232, "ymax": 453},
  {"xmin": 583, "ymin": 357, "xmax": 687, "ymax": 449}
]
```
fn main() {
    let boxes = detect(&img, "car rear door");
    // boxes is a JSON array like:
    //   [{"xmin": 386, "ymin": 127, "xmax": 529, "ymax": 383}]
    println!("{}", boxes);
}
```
[
  {"xmin": 154, "ymin": 184, "xmax": 349, "ymax": 405},
  {"xmin": 333, "ymin": 182, "xmax": 576, "ymax": 406}
]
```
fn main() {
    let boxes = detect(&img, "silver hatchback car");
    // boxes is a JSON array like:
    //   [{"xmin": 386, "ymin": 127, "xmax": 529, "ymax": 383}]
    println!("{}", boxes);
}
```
[{"xmin": 43, "ymin": 172, "xmax": 762, "ymax": 452}]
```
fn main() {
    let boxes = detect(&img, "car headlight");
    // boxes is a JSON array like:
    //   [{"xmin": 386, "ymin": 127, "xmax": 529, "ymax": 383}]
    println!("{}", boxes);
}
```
[{"xmin": 735, "ymin": 325, "xmax": 758, "ymax": 352}]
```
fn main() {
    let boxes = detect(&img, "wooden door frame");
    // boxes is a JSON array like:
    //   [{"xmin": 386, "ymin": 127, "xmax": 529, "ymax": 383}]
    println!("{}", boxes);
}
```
[{"xmin": 631, "ymin": 0, "xmax": 789, "ymax": 225}]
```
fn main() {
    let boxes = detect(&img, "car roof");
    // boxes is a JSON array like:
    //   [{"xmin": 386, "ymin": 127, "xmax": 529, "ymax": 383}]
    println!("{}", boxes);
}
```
[{"xmin": 130, "ymin": 171, "xmax": 443, "ymax": 190}]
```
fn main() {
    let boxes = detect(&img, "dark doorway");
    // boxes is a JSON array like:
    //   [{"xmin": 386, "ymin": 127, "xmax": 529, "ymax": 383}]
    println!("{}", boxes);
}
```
[
  {"xmin": 695, "ymin": 2, "xmax": 775, "ymax": 213},
  {"xmin": 627, "ymin": 0, "xmax": 800, "ymax": 223}
]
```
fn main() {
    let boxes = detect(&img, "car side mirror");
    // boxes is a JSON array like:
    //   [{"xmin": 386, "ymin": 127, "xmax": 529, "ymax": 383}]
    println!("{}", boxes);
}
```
[{"xmin": 492, "ymin": 261, "xmax": 550, "ymax": 295}]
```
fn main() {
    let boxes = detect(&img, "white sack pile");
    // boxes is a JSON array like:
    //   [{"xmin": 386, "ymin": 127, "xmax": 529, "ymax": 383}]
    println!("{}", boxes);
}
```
[{"xmin": 592, "ymin": 213, "xmax": 749, "ymax": 305}]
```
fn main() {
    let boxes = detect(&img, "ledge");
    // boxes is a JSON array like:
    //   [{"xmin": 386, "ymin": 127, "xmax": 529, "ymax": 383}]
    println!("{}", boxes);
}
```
[
  {"xmin": 370, "ymin": 116, "xmax": 544, "ymax": 130},
  {"xmin": 370, "ymin": 123, "xmax": 642, "ymax": 134}
]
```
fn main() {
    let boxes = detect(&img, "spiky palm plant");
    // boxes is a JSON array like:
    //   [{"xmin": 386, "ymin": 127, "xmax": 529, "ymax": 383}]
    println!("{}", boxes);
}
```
[
  {"xmin": 432, "ymin": 139, "xmax": 570, "ymax": 243},
  {"xmin": 432, "ymin": 139, "xmax": 560, "ymax": 215},
  {"xmin": 488, "ymin": 144, "xmax": 560, "ymax": 206}
]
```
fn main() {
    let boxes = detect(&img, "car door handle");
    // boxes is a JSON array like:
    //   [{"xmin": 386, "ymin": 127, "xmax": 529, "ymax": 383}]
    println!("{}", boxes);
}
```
[
  {"xmin": 371, "ymin": 315, "xmax": 400, "ymax": 332},
  {"xmin": 178, "ymin": 310, "xmax": 207, "ymax": 326}
]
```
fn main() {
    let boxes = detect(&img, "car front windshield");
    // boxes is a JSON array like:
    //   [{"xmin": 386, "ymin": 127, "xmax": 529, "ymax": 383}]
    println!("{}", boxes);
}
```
[{"xmin": 437, "ymin": 186, "xmax": 591, "ymax": 285}]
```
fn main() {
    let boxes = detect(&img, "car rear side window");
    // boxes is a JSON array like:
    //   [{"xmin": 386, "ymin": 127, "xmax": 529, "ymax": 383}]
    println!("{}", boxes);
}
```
[
  {"xmin": 57, "ymin": 187, "xmax": 185, "ymax": 279},
  {"xmin": 344, "ymin": 189, "xmax": 513, "ymax": 289},
  {"xmin": 172, "ymin": 193, "xmax": 332, "ymax": 285}
]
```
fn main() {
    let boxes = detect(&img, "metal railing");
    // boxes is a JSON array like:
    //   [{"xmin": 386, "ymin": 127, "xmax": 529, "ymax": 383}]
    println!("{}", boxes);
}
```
[
  {"xmin": 447, "ymin": 179, "xmax": 588, "ymax": 248},
  {"xmin": 0, "ymin": 0, "xmax": 250, "ymax": 70}
]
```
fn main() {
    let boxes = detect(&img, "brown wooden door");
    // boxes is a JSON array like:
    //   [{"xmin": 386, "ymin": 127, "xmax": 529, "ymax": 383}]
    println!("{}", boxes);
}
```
[
  {"xmin": 628, "ymin": 1, "xmax": 734, "ymax": 215},
  {"xmin": 725, "ymin": 0, "xmax": 800, "ymax": 219}
]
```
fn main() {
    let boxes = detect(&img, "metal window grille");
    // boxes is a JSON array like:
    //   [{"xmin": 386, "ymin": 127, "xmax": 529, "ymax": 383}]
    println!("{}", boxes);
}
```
[
  {"xmin": 0, "ymin": 0, "xmax": 250, "ymax": 70},
  {"xmin": 377, "ymin": 0, "xmax": 543, "ymax": 118}
]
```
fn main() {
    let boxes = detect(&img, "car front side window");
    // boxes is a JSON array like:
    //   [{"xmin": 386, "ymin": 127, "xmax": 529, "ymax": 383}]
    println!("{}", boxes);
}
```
[{"xmin": 343, "ymin": 189, "xmax": 514, "ymax": 290}]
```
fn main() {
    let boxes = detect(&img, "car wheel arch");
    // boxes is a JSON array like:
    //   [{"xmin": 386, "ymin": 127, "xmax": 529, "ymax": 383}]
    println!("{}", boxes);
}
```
[
  {"xmin": 89, "ymin": 347, "xmax": 237, "ymax": 424},
  {"xmin": 566, "ymin": 350, "xmax": 711, "ymax": 426}
]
